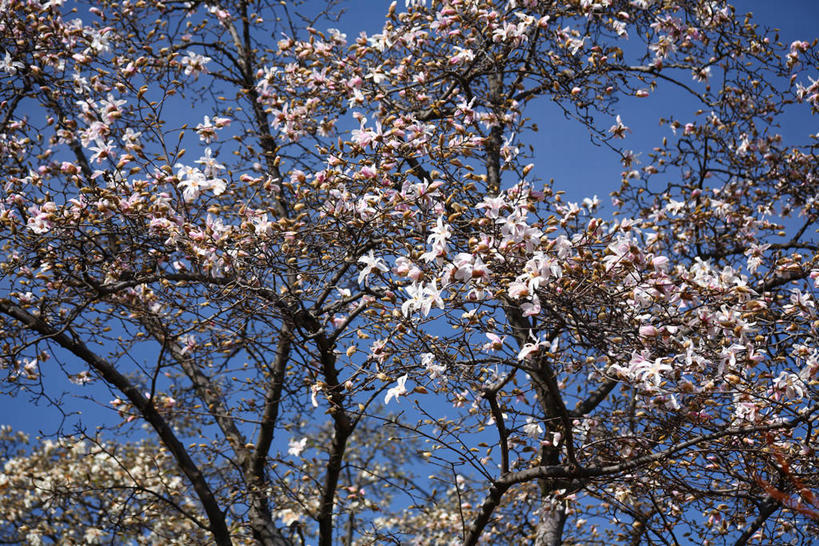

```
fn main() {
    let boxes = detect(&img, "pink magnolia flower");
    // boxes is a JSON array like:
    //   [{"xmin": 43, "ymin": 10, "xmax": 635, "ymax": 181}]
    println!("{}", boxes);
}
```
[
  {"xmin": 476, "ymin": 195, "xmax": 507, "ymax": 218},
  {"xmin": 100, "ymin": 94, "xmax": 126, "ymax": 123},
  {"xmin": 639, "ymin": 324, "xmax": 658, "ymax": 337},
  {"xmin": 253, "ymin": 213, "xmax": 274, "ymax": 236},
  {"xmin": 483, "ymin": 333, "xmax": 506, "ymax": 352},
  {"xmin": 451, "ymin": 253, "xmax": 490, "ymax": 282},
  {"xmin": 517, "ymin": 339, "xmax": 544, "ymax": 361},
  {"xmin": 80, "ymin": 121, "xmax": 110, "ymax": 147},
  {"xmin": 450, "ymin": 46, "xmax": 475, "ymax": 64},
  {"xmin": 508, "ymin": 280, "xmax": 530, "ymax": 299},
  {"xmin": 358, "ymin": 166, "xmax": 377, "ymax": 179},
  {"xmin": 27, "ymin": 202, "xmax": 57, "ymax": 234},
  {"xmin": 351, "ymin": 118, "xmax": 383, "ymax": 149},
  {"xmin": 521, "ymin": 296, "xmax": 541, "ymax": 317},
  {"xmin": 88, "ymin": 139, "xmax": 116, "ymax": 164},
  {"xmin": 630, "ymin": 353, "xmax": 673, "ymax": 387}
]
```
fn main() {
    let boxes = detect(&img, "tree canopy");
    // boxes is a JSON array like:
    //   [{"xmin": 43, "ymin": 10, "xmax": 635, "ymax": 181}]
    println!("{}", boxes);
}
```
[{"xmin": 1, "ymin": 0, "xmax": 818, "ymax": 544}]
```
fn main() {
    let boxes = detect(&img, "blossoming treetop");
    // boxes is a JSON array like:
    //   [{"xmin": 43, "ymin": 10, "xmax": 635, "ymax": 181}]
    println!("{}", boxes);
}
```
[{"xmin": 1, "ymin": 0, "xmax": 818, "ymax": 544}]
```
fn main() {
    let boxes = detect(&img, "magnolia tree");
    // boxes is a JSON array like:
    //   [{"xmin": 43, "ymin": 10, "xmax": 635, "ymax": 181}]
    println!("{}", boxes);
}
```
[{"xmin": 1, "ymin": 0, "xmax": 818, "ymax": 544}]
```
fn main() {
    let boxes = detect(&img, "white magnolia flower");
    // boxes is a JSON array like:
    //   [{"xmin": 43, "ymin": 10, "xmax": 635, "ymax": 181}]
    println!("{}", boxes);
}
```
[
  {"xmin": 1, "ymin": 51, "xmax": 24, "ymax": 74},
  {"xmin": 288, "ymin": 437, "xmax": 307, "ymax": 457},
  {"xmin": 384, "ymin": 374, "xmax": 408, "ymax": 405},
  {"xmin": 523, "ymin": 418, "xmax": 543, "ymax": 438},
  {"xmin": 357, "ymin": 250, "xmax": 388, "ymax": 285}
]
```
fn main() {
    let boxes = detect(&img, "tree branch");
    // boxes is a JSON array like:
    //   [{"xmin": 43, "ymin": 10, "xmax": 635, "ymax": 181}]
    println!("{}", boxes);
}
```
[{"xmin": 0, "ymin": 299, "xmax": 233, "ymax": 546}]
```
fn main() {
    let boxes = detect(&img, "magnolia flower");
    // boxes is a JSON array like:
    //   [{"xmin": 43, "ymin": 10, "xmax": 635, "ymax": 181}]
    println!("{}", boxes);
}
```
[
  {"xmin": 733, "ymin": 401, "xmax": 760, "ymax": 423},
  {"xmin": 84, "ymin": 528, "xmax": 105, "ymax": 543},
  {"xmin": 476, "ymin": 195, "xmax": 507, "ymax": 218},
  {"xmin": 608, "ymin": 115, "xmax": 630, "ymax": 138},
  {"xmin": 351, "ymin": 118, "xmax": 382, "ymax": 148},
  {"xmin": 178, "ymin": 334, "xmax": 197, "ymax": 355},
  {"xmin": 401, "ymin": 281, "xmax": 444, "ymax": 317},
  {"xmin": 288, "ymin": 437, "xmax": 308, "ymax": 457},
  {"xmin": 427, "ymin": 216, "xmax": 452, "ymax": 249},
  {"xmin": 384, "ymin": 374, "xmax": 408, "ymax": 405},
  {"xmin": 357, "ymin": 250, "xmax": 388, "ymax": 285},
  {"xmin": 393, "ymin": 256, "xmax": 422, "ymax": 280},
  {"xmin": 639, "ymin": 324, "xmax": 658, "ymax": 337},
  {"xmin": 176, "ymin": 164, "xmax": 226, "ymax": 202},
  {"xmin": 253, "ymin": 213, "xmax": 274, "ymax": 237},
  {"xmin": 88, "ymin": 139, "xmax": 116, "ymax": 164},
  {"xmin": 521, "ymin": 297, "xmax": 541, "ymax": 317},
  {"xmin": 123, "ymin": 128, "xmax": 142, "ymax": 149},
  {"xmin": 772, "ymin": 371, "xmax": 806, "ymax": 401},
  {"xmin": 100, "ymin": 94, "xmax": 126, "ymax": 123},
  {"xmin": 69, "ymin": 371, "xmax": 93, "ymax": 385},
  {"xmin": 507, "ymin": 280, "xmax": 530, "ymax": 300},
  {"xmin": 195, "ymin": 148, "xmax": 225, "ymax": 178},
  {"xmin": 692, "ymin": 66, "xmax": 711, "ymax": 82},
  {"xmin": 23, "ymin": 358, "xmax": 39, "ymax": 379},
  {"xmin": 500, "ymin": 132, "xmax": 519, "ymax": 162},
  {"xmin": 311, "ymin": 383, "xmax": 323, "ymax": 408},
  {"xmin": 195, "ymin": 116, "xmax": 224, "ymax": 143},
  {"xmin": 631, "ymin": 353, "xmax": 673, "ymax": 387},
  {"xmin": 422, "ymin": 353, "xmax": 446, "ymax": 380},
  {"xmin": 582, "ymin": 196, "xmax": 600, "ymax": 212},
  {"xmin": 450, "ymin": 46, "xmax": 475, "ymax": 64},
  {"xmin": 482, "ymin": 333, "xmax": 506, "ymax": 352},
  {"xmin": 277, "ymin": 509, "xmax": 302, "ymax": 526},
  {"xmin": 523, "ymin": 418, "xmax": 543, "ymax": 438},
  {"xmin": 0, "ymin": 51, "xmax": 24, "ymax": 74},
  {"xmin": 26, "ymin": 202, "xmax": 57, "ymax": 234},
  {"xmin": 517, "ymin": 340, "xmax": 543, "ymax": 361},
  {"xmin": 180, "ymin": 51, "xmax": 211, "ymax": 77},
  {"xmin": 450, "ymin": 253, "xmax": 490, "ymax": 282}
]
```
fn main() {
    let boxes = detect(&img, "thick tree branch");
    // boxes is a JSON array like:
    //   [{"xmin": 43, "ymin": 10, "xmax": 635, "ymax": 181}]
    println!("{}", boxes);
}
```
[
  {"xmin": 251, "ymin": 320, "xmax": 292, "ymax": 479},
  {"xmin": 482, "ymin": 388, "xmax": 509, "ymax": 474},
  {"xmin": 293, "ymin": 309, "xmax": 354, "ymax": 546},
  {"xmin": 570, "ymin": 379, "xmax": 618, "ymax": 417},
  {"xmin": 462, "ymin": 482, "xmax": 511, "ymax": 546},
  {"xmin": 733, "ymin": 498, "xmax": 779, "ymax": 546}
]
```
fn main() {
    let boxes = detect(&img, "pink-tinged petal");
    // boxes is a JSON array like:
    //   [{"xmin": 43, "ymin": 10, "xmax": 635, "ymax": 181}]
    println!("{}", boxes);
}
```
[{"xmin": 639, "ymin": 325, "xmax": 658, "ymax": 337}]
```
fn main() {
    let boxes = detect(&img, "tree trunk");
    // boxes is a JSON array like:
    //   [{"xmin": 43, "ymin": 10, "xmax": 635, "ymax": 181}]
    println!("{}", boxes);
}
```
[{"xmin": 535, "ymin": 500, "xmax": 567, "ymax": 546}]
